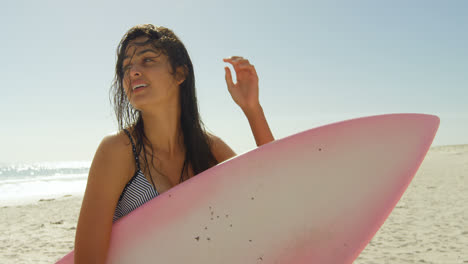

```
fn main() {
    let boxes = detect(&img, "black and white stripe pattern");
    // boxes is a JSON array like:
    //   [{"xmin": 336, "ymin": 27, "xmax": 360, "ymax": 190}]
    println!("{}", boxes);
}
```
[{"xmin": 113, "ymin": 170, "xmax": 159, "ymax": 222}]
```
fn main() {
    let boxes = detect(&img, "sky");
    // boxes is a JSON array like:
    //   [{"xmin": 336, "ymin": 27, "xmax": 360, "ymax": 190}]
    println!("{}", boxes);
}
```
[{"xmin": 1, "ymin": 0, "xmax": 467, "ymax": 163}]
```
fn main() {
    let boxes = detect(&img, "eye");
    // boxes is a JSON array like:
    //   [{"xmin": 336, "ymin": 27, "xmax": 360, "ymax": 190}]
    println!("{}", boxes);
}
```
[
  {"xmin": 122, "ymin": 62, "xmax": 131, "ymax": 72},
  {"xmin": 121, "ymin": 57, "xmax": 156, "ymax": 73}
]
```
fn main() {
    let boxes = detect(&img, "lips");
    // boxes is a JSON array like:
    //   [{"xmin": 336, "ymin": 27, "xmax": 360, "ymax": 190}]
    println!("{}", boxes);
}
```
[
  {"xmin": 130, "ymin": 80, "xmax": 149, "ymax": 93},
  {"xmin": 132, "ymin": 83, "xmax": 148, "ymax": 90},
  {"xmin": 132, "ymin": 85, "xmax": 147, "ymax": 93}
]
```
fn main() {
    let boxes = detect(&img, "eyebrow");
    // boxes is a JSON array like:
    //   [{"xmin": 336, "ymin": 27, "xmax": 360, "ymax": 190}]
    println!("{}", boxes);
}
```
[{"xmin": 123, "ymin": 49, "xmax": 160, "ymax": 61}]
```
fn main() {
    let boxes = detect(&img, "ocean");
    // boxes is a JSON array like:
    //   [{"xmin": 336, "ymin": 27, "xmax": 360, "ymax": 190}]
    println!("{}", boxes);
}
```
[{"xmin": 0, "ymin": 161, "xmax": 89, "ymax": 206}]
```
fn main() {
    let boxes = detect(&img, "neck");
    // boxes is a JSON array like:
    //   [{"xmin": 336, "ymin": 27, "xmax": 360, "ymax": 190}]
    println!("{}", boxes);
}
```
[{"xmin": 139, "ymin": 103, "xmax": 184, "ymax": 158}]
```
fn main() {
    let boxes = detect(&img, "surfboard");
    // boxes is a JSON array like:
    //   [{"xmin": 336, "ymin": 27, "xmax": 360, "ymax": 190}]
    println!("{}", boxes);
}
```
[{"xmin": 57, "ymin": 113, "xmax": 439, "ymax": 263}]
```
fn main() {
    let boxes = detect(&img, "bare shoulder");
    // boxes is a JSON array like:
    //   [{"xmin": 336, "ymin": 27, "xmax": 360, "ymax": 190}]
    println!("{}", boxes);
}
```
[
  {"xmin": 80, "ymin": 130, "xmax": 136, "ymax": 216},
  {"xmin": 74, "ymin": 130, "xmax": 135, "ymax": 262},
  {"xmin": 100, "ymin": 130, "xmax": 133, "ymax": 150},
  {"xmin": 96, "ymin": 131, "xmax": 136, "ymax": 177},
  {"xmin": 207, "ymin": 132, "xmax": 237, "ymax": 163},
  {"xmin": 99, "ymin": 131, "xmax": 134, "ymax": 157},
  {"xmin": 83, "ymin": 130, "xmax": 136, "ymax": 203}
]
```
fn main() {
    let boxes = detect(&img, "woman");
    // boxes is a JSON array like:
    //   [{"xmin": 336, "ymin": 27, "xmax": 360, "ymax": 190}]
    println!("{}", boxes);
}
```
[{"xmin": 74, "ymin": 24, "xmax": 274, "ymax": 263}]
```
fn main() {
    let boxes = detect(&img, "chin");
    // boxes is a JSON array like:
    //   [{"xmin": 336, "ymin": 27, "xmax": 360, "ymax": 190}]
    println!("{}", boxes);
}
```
[{"xmin": 131, "ymin": 99, "xmax": 164, "ymax": 113}]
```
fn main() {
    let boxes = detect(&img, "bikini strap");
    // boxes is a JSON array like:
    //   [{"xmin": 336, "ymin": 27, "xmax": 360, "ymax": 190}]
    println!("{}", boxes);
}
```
[{"xmin": 123, "ymin": 128, "xmax": 141, "ymax": 172}]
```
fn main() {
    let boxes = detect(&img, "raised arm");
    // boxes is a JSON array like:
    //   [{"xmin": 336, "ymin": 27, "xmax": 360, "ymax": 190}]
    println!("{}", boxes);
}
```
[
  {"xmin": 242, "ymin": 104, "xmax": 274, "ymax": 147},
  {"xmin": 223, "ymin": 56, "xmax": 274, "ymax": 147}
]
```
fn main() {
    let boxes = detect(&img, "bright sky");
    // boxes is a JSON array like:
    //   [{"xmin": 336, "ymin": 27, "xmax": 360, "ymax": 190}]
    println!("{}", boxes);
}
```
[{"xmin": 1, "ymin": 0, "xmax": 467, "ymax": 163}]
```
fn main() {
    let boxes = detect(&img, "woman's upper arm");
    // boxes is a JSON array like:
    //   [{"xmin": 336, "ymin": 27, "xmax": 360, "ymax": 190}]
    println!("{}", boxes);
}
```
[{"xmin": 74, "ymin": 134, "xmax": 131, "ymax": 264}]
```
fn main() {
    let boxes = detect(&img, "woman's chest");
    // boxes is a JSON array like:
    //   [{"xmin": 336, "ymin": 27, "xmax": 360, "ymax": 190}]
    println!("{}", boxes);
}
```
[{"xmin": 141, "ymin": 156, "xmax": 194, "ymax": 194}]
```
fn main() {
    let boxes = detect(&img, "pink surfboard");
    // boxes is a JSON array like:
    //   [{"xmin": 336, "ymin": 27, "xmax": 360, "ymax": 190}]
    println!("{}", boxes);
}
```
[{"xmin": 57, "ymin": 113, "xmax": 439, "ymax": 263}]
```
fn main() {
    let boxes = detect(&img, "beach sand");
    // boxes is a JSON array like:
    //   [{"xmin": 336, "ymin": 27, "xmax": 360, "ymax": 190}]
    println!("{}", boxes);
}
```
[
  {"xmin": 355, "ymin": 145, "xmax": 468, "ymax": 264},
  {"xmin": 0, "ymin": 145, "xmax": 467, "ymax": 263},
  {"xmin": 0, "ymin": 195, "xmax": 82, "ymax": 264}
]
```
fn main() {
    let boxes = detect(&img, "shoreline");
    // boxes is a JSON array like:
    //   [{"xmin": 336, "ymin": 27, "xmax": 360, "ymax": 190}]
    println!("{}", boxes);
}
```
[
  {"xmin": 1, "ymin": 145, "xmax": 467, "ymax": 263},
  {"xmin": 0, "ymin": 193, "xmax": 83, "ymax": 208}
]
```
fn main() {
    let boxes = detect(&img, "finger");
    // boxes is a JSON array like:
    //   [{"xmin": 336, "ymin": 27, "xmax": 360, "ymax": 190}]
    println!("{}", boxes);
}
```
[
  {"xmin": 237, "ymin": 64, "xmax": 255, "ymax": 71},
  {"xmin": 225, "ymin": 56, "xmax": 244, "ymax": 61},
  {"xmin": 237, "ymin": 65, "xmax": 259, "ymax": 82},
  {"xmin": 237, "ymin": 59, "xmax": 251, "ymax": 65},
  {"xmin": 251, "ymin": 64, "xmax": 258, "ymax": 76},
  {"xmin": 224, "ymin": 59, "xmax": 251, "ymax": 74},
  {"xmin": 223, "ymin": 58, "xmax": 249, "ymax": 65},
  {"xmin": 224, "ymin": 67, "xmax": 235, "ymax": 90}
]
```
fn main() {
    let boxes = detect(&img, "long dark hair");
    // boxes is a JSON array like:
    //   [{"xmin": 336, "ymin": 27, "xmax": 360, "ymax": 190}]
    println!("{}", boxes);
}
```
[{"xmin": 110, "ymin": 24, "xmax": 218, "ymax": 184}]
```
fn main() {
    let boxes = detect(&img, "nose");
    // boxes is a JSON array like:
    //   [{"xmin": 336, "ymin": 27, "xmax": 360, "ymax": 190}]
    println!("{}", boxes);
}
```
[{"xmin": 128, "ymin": 64, "xmax": 142, "ymax": 77}]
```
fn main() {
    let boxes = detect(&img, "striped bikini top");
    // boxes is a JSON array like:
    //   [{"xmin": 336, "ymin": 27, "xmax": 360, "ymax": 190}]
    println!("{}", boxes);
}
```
[{"xmin": 113, "ymin": 129, "xmax": 186, "ymax": 223}]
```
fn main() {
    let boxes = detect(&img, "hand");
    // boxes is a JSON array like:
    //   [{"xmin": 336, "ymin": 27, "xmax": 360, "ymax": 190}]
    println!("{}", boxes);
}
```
[{"xmin": 223, "ymin": 56, "xmax": 260, "ymax": 111}]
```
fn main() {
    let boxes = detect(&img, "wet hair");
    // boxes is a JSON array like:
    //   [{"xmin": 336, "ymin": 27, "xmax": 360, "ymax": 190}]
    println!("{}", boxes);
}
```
[{"xmin": 110, "ymin": 24, "xmax": 218, "ymax": 185}]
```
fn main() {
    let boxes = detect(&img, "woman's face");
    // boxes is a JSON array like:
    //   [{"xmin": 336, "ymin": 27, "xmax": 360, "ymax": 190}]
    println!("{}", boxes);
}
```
[{"xmin": 122, "ymin": 37, "xmax": 183, "ymax": 111}]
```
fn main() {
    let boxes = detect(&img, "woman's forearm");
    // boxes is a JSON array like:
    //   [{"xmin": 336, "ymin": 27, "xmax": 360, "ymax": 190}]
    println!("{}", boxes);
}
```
[{"xmin": 243, "ymin": 104, "xmax": 274, "ymax": 147}]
